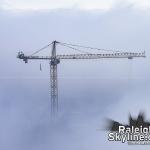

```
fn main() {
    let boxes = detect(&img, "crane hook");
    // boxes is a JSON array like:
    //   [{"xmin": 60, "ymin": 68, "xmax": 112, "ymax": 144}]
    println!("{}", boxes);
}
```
[{"xmin": 40, "ymin": 63, "xmax": 42, "ymax": 71}]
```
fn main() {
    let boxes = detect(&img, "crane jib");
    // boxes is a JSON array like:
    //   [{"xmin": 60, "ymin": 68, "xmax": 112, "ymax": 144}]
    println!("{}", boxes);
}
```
[{"xmin": 17, "ymin": 52, "xmax": 145, "ymax": 63}]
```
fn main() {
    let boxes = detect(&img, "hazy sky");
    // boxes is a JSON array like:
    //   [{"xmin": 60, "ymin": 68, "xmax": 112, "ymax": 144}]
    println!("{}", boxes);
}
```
[
  {"xmin": 0, "ymin": 0, "xmax": 150, "ymax": 150},
  {"xmin": 1, "ymin": 0, "xmax": 150, "ymax": 10}
]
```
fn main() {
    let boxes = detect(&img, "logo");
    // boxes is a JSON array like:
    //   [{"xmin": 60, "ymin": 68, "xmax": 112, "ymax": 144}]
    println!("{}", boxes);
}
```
[{"xmin": 106, "ymin": 112, "xmax": 150, "ymax": 145}]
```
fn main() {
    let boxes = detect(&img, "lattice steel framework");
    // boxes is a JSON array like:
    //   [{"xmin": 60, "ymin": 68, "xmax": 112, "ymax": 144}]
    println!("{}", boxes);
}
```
[{"xmin": 17, "ymin": 40, "xmax": 146, "ymax": 116}]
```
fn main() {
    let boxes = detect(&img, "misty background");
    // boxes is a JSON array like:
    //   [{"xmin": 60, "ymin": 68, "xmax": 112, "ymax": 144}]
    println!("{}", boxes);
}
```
[{"xmin": 0, "ymin": 2, "xmax": 150, "ymax": 150}]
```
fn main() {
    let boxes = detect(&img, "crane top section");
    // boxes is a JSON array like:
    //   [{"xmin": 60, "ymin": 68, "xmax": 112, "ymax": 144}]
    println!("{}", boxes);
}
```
[{"xmin": 17, "ymin": 41, "xmax": 146, "ymax": 63}]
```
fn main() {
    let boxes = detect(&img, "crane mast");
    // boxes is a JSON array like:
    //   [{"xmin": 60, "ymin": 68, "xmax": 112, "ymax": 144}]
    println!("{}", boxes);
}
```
[
  {"xmin": 17, "ymin": 41, "xmax": 146, "ymax": 116},
  {"xmin": 50, "ymin": 41, "xmax": 60, "ymax": 115}
]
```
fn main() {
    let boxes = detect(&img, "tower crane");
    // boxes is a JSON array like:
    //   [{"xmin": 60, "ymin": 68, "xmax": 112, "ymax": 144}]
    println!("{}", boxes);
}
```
[{"xmin": 17, "ymin": 40, "xmax": 145, "ymax": 115}]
